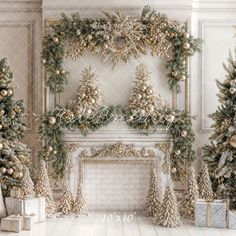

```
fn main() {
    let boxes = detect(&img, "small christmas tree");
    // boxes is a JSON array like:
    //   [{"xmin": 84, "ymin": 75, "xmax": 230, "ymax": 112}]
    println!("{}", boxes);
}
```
[
  {"xmin": 74, "ymin": 183, "xmax": 88, "ymax": 215},
  {"xmin": 58, "ymin": 185, "xmax": 74, "ymax": 215},
  {"xmin": 159, "ymin": 183, "xmax": 181, "ymax": 228},
  {"xmin": 35, "ymin": 160, "xmax": 56, "ymax": 216},
  {"xmin": 203, "ymin": 52, "xmax": 236, "ymax": 209},
  {"xmin": 198, "ymin": 164, "xmax": 214, "ymax": 200},
  {"xmin": 146, "ymin": 168, "xmax": 162, "ymax": 220},
  {"xmin": 180, "ymin": 168, "xmax": 199, "ymax": 218},
  {"xmin": 21, "ymin": 165, "xmax": 34, "ymax": 198},
  {"xmin": 69, "ymin": 65, "xmax": 102, "ymax": 118}
]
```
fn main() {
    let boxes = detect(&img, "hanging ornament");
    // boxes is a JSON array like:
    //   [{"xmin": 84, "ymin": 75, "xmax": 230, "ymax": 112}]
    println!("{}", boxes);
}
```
[
  {"xmin": 7, "ymin": 168, "xmax": 14, "ymax": 175},
  {"xmin": 42, "ymin": 59, "xmax": 46, "ymax": 64},
  {"xmin": 0, "ymin": 142, "xmax": 3, "ymax": 150},
  {"xmin": 137, "ymin": 94, "xmax": 142, "ymax": 100},
  {"xmin": 172, "ymin": 71, "xmax": 178, "ymax": 77},
  {"xmin": 76, "ymin": 29, "xmax": 81, "ymax": 35},
  {"xmin": 0, "ymin": 109, "xmax": 5, "ymax": 116},
  {"xmin": 55, "ymin": 70, "xmax": 60, "ymax": 75},
  {"xmin": 1, "ymin": 90, "xmax": 7, "ymax": 97},
  {"xmin": 13, "ymin": 172, "xmax": 19, "ymax": 179},
  {"xmin": 229, "ymin": 87, "xmax": 236, "ymax": 94},
  {"xmin": 183, "ymin": 32, "xmax": 190, "ymax": 39},
  {"xmin": 87, "ymin": 35, "xmax": 92, "ymax": 41},
  {"xmin": 181, "ymin": 130, "xmax": 187, "ymax": 137},
  {"xmin": 53, "ymin": 37, "xmax": 59, "ymax": 43},
  {"xmin": 48, "ymin": 116, "xmax": 56, "ymax": 125},
  {"xmin": 183, "ymin": 42, "xmax": 190, "ymax": 49},
  {"xmin": 53, "ymin": 150, "xmax": 57, "ymax": 155},
  {"xmin": 18, "ymin": 171, "xmax": 23, "ymax": 179},
  {"xmin": 175, "ymin": 150, "xmax": 181, "ymax": 155},
  {"xmin": 180, "ymin": 75, "xmax": 187, "ymax": 81},
  {"xmin": 104, "ymin": 35, "xmax": 110, "ymax": 40},
  {"xmin": 7, "ymin": 89, "xmax": 13, "ymax": 96},
  {"xmin": 48, "ymin": 146, "xmax": 53, "ymax": 152},
  {"xmin": 229, "ymin": 135, "xmax": 236, "ymax": 148},
  {"xmin": 167, "ymin": 114, "xmax": 175, "ymax": 123},
  {"xmin": 0, "ymin": 167, "xmax": 6, "ymax": 174},
  {"xmin": 171, "ymin": 167, "xmax": 177, "ymax": 173},
  {"xmin": 103, "ymin": 44, "xmax": 108, "ymax": 49},
  {"xmin": 61, "ymin": 70, "xmax": 66, "ymax": 75},
  {"xmin": 141, "ymin": 85, "xmax": 147, "ymax": 91}
]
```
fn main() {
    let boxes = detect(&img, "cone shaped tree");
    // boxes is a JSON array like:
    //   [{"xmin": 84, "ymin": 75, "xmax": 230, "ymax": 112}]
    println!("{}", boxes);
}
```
[
  {"xmin": 203, "ymin": 52, "xmax": 236, "ymax": 209},
  {"xmin": 198, "ymin": 164, "xmax": 214, "ymax": 200},
  {"xmin": 146, "ymin": 168, "xmax": 162, "ymax": 220},
  {"xmin": 159, "ymin": 183, "xmax": 181, "ymax": 228},
  {"xmin": 21, "ymin": 165, "xmax": 34, "ymax": 198},
  {"xmin": 180, "ymin": 168, "xmax": 199, "ymax": 218},
  {"xmin": 58, "ymin": 186, "xmax": 74, "ymax": 215},
  {"xmin": 74, "ymin": 183, "xmax": 88, "ymax": 215},
  {"xmin": 35, "ymin": 160, "xmax": 56, "ymax": 216}
]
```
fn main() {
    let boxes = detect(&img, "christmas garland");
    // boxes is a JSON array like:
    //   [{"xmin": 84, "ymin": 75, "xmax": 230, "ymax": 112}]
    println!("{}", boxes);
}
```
[{"xmin": 42, "ymin": 6, "xmax": 201, "ymax": 93}]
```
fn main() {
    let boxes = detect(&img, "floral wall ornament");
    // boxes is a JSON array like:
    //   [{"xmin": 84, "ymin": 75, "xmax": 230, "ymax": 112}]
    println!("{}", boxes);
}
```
[{"xmin": 42, "ymin": 6, "xmax": 201, "ymax": 93}]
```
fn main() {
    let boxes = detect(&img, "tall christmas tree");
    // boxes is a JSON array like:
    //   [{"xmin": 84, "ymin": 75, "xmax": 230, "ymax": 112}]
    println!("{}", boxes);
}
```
[
  {"xmin": 198, "ymin": 163, "xmax": 214, "ymax": 200},
  {"xmin": 159, "ymin": 183, "xmax": 181, "ymax": 228},
  {"xmin": 74, "ymin": 183, "xmax": 88, "ymax": 215},
  {"xmin": 0, "ymin": 58, "xmax": 31, "ymax": 195},
  {"xmin": 146, "ymin": 168, "xmax": 162, "ymax": 219},
  {"xmin": 35, "ymin": 160, "xmax": 56, "ymax": 216},
  {"xmin": 58, "ymin": 185, "xmax": 74, "ymax": 215},
  {"xmin": 180, "ymin": 168, "xmax": 199, "ymax": 218},
  {"xmin": 203, "ymin": 52, "xmax": 236, "ymax": 209}
]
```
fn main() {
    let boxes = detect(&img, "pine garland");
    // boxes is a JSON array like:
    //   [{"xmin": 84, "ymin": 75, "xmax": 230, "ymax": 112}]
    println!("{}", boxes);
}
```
[{"xmin": 42, "ymin": 6, "xmax": 201, "ymax": 93}]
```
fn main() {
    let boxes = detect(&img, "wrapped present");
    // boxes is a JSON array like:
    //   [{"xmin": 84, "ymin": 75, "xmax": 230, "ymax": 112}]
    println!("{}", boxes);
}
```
[
  {"xmin": 1, "ymin": 215, "xmax": 23, "ymax": 233},
  {"xmin": 5, "ymin": 197, "xmax": 46, "ymax": 223},
  {"xmin": 10, "ymin": 188, "xmax": 21, "ymax": 198},
  {"xmin": 228, "ymin": 211, "xmax": 236, "ymax": 229},
  {"xmin": 195, "ymin": 199, "xmax": 227, "ymax": 228},
  {"xmin": 23, "ymin": 214, "xmax": 36, "ymax": 230}
]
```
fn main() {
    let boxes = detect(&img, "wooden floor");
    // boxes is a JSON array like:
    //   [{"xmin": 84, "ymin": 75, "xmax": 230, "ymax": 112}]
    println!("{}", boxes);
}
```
[{"xmin": 0, "ymin": 211, "xmax": 235, "ymax": 236}]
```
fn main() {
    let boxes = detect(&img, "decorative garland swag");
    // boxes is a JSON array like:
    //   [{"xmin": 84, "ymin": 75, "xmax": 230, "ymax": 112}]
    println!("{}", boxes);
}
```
[{"xmin": 42, "ymin": 6, "xmax": 201, "ymax": 93}]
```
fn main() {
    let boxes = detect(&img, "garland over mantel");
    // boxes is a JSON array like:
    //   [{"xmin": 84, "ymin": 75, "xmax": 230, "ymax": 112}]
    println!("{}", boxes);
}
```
[{"xmin": 42, "ymin": 6, "xmax": 201, "ymax": 93}]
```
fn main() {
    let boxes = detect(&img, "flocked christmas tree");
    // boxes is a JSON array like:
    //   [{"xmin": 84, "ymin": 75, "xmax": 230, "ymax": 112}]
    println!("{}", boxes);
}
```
[
  {"xmin": 21, "ymin": 165, "xmax": 34, "ymax": 198},
  {"xmin": 203, "ymin": 52, "xmax": 236, "ymax": 209},
  {"xmin": 198, "ymin": 163, "xmax": 214, "ymax": 200},
  {"xmin": 125, "ymin": 63, "xmax": 163, "ymax": 132},
  {"xmin": 159, "ymin": 183, "xmax": 181, "ymax": 228},
  {"xmin": 58, "ymin": 185, "xmax": 74, "ymax": 215},
  {"xmin": 69, "ymin": 65, "xmax": 102, "ymax": 118},
  {"xmin": 35, "ymin": 160, "xmax": 56, "ymax": 216},
  {"xmin": 146, "ymin": 168, "xmax": 162, "ymax": 220},
  {"xmin": 73, "ymin": 183, "xmax": 88, "ymax": 215},
  {"xmin": 180, "ymin": 168, "xmax": 199, "ymax": 218}
]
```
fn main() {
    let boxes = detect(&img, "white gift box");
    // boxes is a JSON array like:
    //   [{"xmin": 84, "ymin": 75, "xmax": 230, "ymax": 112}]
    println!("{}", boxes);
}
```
[
  {"xmin": 195, "ymin": 199, "xmax": 227, "ymax": 228},
  {"xmin": 23, "ymin": 214, "xmax": 36, "ymax": 230},
  {"xmin": 1, "ymin": 215, "xmax": 23, "ymax": 233},
  {"xmin": 228, "ymin": 211, "xmax": 236, "ymax": 230},
  {"xmin": 5, "ymin": 197, "xmax": 46, "ymax": 222},
  {"xmin": 10, "ymin": 188, "xmax": 21, "ymax": 199}
]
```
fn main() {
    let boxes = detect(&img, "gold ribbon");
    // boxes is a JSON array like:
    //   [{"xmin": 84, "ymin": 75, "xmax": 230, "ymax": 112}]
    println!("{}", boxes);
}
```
[{"xmin": 206, "ymin": 201, "xmax": 212, "ymax": 227}]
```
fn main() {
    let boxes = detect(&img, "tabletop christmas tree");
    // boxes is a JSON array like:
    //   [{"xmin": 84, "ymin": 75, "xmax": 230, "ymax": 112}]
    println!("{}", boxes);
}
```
[
  {"xmin": 203, "ymin": 52, "xmax": 236, "ymax": 209},
  {"xmin": 35, "ymin": 160, "xmax": 56, "ymax": 216},
  {"xmin": 180, "ymin": 168, "xmax": 199, "ymax": 218},
  {"xmin": 21, "ymin": 165, "xmax": 34, "ymax": 198},
  {"xmin": 146, "ymin": 168, "xmax": 162, "ymax": 220},
  {"xmin": 159, "ymin": 183, "xmax": 181, "ymax": 227},
  {"xmin": 198, "ymin": 163, "xmax": 214, "ymax": 200},
  {"xmin": 125, "ymin": 63, "xmax": 163, "ymax": 133},
  {"xmin": 58, "ymin": 185, "xmax": 74, "ymax": 215},
  {"xmin": 74, "ymin": 183, "xmax": 88, "ymax": 215}
]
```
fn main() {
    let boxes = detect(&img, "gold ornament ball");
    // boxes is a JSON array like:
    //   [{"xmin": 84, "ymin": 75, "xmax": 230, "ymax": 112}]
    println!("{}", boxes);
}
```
[
  {"xmin": 150, "ymin": 16, "xmax": 155, "ymax": 22},
  {"xmin": 229, "ymin": 135, "xmax": 236, "ymax": 148},
  {"xmin": 137, "ymin": 94, "xmax": 142, "ymax": 100},
  {"xmin": 175, "ymin": 150, "xmax": 181, "ymax": 155},
  {"xmin": 53, "ymin": 150, "xmax": 57, "ymax": 155},
  {"xmin": 86, "ymin": 109, "xmax": 92, "ymax": 115},
  {"xmin": 229, "ymin": 87, "xmax": 236, "ymax": 94},
  {"xmin": 7, "ymin": 89, "xmax": 13, "ymax": 96},
  {"xmin": 183, "ymin": 42, "xmax": 191, "ymax": 49},
  {"xmin": 48, "ymin": 146, "xmax": 53, "ymax": 152},
  {"xmin": 103, "ymin": 44, "xmax": 108, "ymax": 49},
  {"xmin": 140, "ymin": 109, "xmax": 146, "ymax": 115},
  {"xmin": 172, "ymin": 71, "xmax": 178, "ymax": 77},
  {"xmin": 13, "ymin": 172, "xmax": 19, "ymax": 179},
  {"xmin": 181, "ymin": 130, "xmax": 187, "ymax": 137},
  {"xmin": 0, "ymin": 124, "xmax": 2, "ymax": 130},
  {"xmin": 0, "ymin": 109, "xmax": 5, "ymax": 116},
  {"xmin": 18, "ymin": 172, "xmax": 23, "ymax": 179},
  {"xmin": 104, "ymin": 35, "xmax": 110, "ymax": 40},
  {"xmin": 48, "ymin": 116, "xmax": 56, "ymax": 125},
  {"xmin": 180, "ymin": 75, "xmax": 187, "ymax": 81},
  {"xmin": 1, "ymin": 89, "xmax": 7, "ymax": 97},
  {"xmin": 42, "ymin": 59, "xmax": 46, "ymax": 64},
  {"xmin": 168, "ymin": 114, "xmax": 175, "ymax": 122},
  {"xmin": 90, "ymin": 98, "xmax": 96, "ymax": 104},
  {"xmin": 61, "ymin": 70, "xmax": 66, "ymax": 75},
  {"xmin": 76, "ymin": 29, "xmax": 81, "ymax": 35},
  {"xmin": 147, "ymin": 104, "xmax": 154, "ymax": 112},
  {"xmin": 141, "ymin": 85, "xmax": 147, "ymax": 91},
  {"xmin": 147, "ymin": 89, "xmax": 153, "ymax": 94},
  {"xmin": 7, "ymin": 168, "xmax": 14, "ymax": 175},
  {"xmin": 87, "ymin": 35, "xmax": 92, "ymax": 41},
  {"xmin": 55, "ymin": 70, "xmax": 60, "ymax": 75},
  {"xmin": 0, "ymin": 143, "xmax": 3, "ymax": 150},
  {"xmin": 53, "ymin": 37, "xmax": 59, "ymax": 43},
  {"xmin": 0, "ymin": 167, "xmax": 6, "ymax": 174},
  {"xmin": 171, "ymin": 167, "xmax": 177, "ymax": 173},
  {"xmin": 184, "ymin": 32, "xmax": 190, "ymax": 39}
]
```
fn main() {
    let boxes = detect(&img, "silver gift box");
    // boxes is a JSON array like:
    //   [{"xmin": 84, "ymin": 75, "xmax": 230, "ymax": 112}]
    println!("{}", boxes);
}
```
[
  {"xmin": 228, "ymin": 211, "xmax": 236, "ymax": 230},
  {"xmin": 195, "ymin": 199, "xmax": 227, "ymax": 228}
]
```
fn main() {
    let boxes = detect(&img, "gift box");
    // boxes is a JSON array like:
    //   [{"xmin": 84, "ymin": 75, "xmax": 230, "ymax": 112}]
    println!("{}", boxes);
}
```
[
  {"xmin": 5, "ymin": 197, "xmax": 46, "ymax": 222},
  {"xmin": 23, "ymin": 214, "xmax": 36, "ymax": 230},
  {"xmin": 228, "ymin": 211, "xmax": 236, "ymax": 229},
  {"xmin": 1, "ymin": 215, "xmax": 23, "ymax": 233},
  {"xmin": 195, "ymin": 199, "xmax": 227, "ymax": 228},
  {"xmin": 10, "ymin": 188, "xmax": 21, "ymax": 198}
]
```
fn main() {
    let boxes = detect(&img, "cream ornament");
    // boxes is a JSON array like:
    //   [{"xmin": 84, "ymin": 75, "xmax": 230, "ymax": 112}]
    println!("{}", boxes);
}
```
[
  {"xmin": 1, "ymin": 89, "xmax": 7, "ymax": 97},
  {"xmin": 229, "ymin": 135, "xmax": 236, "ymax": 148},
  {"xmin": 7, "ymin": 168, "xmax": 14, "ymax": 175},
  {"xmin": 48, "ymin": 116, "xmax": 56, "ymax": 125},
  {"xmin": 0, "ymin": 167, "xmax": 7, "ymax": 174},
  {"xmin": 175, "ymin": 150, "xmax": 181, "ymax": 155},
  {"xmin": 181, "ymin": 130, "xmax": 187, "ymax": 137},
  {"xmin": 0, "ymin": 142, "xmax": 3, "ymax": 150},
  {"xmin": 229, "ymin": 87, "xmax": 236, "ymax": 94},
  {"xmin": 55, "ymin": 70, "xmax": 60, "ymax": 75},
  {"xmin": 183, "ymin": 42, "xmax": 190, "ymax": 49},
  {"xmin": 76, "ymin": 29, "xmax": 81, "ymax": 35},
  {"xmin": 53, "ymin": 37, "xmax": 59, "ymax": 43}
]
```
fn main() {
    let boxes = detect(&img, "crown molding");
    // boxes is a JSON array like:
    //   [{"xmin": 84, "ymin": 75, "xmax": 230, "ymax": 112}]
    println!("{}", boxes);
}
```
[{"xmin": 0, "ymin": 0, "xmax": 42, "ymax": 12}]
